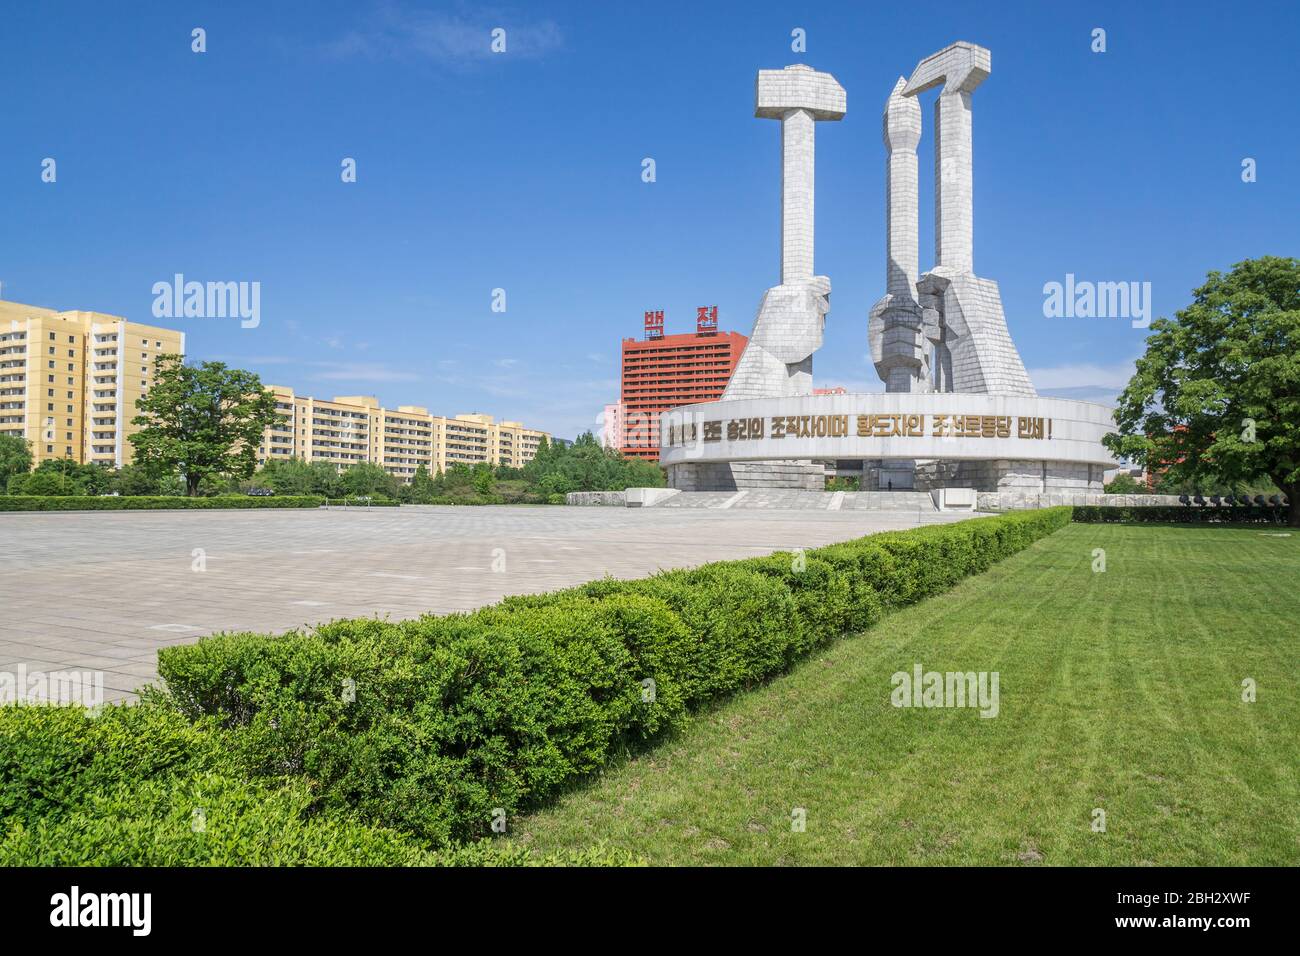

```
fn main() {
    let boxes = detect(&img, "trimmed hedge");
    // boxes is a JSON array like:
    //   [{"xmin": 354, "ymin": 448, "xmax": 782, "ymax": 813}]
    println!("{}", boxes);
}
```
[
  {"xmin": 324, "ymin": 497, "xmax": 400, "ymax": 507},
  {"xmin": 0, "ymin": 703, "xmax": 639, "ymax": 866},
  {"xmin": 1072, "ymin": 504, "xmax": 1291, "ymax": 524},
  {"xmin": 0, "ymin": 495, "xmax": 324, "ymax": 512},
  {"xmin": 1, "ymin": 507, "xmax": 1069, "ymax": 863},
  {"xmin": 150, "ymin": 507, "xmax": 1071, "ymax": 848}
]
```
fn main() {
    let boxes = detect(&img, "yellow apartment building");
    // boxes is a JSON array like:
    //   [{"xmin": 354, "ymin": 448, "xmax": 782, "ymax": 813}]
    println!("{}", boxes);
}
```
[
  {"xmin": 0, "ymin": 298, "xmax": 547, "ymax": 482},
  {"xmin": 0, "ymin": 299, "xmax": 185, "ymax": 468},
  {"xmin": 257, "ymin": 387, "xmax": 549, "ymax": 483}
]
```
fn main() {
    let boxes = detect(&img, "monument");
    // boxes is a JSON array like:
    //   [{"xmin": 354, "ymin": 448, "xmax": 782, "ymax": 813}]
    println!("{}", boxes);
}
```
[{"xmin": 662, "ymin": 43, "xmax": 1116, "ymax": 496}]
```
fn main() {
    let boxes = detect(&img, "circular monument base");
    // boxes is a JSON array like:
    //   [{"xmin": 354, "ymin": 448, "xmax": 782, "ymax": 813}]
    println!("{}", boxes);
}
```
[
  {"xmin": 660, "ymin": 392, "xmax": 1116, "ymax": 494},
  {"xmin": 667, "ymin": 460, "xmax": 825, "ymax": 492}
]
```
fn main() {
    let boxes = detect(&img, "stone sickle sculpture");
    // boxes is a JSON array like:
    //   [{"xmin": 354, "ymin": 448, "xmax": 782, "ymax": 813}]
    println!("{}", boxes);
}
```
[
  {"xmin": 723, "ymin": 64, "xmax": 845, "ymax": 400},
  {"xmin": 869, "ymin": 41, "xmax": 1035, "ymax": 398}
]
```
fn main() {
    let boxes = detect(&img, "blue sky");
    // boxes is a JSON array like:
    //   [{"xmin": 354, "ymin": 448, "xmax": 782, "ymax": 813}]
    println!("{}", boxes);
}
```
[{"xmin": 2, "ymin": 0, "xmax": 1296, "ymax": 439}]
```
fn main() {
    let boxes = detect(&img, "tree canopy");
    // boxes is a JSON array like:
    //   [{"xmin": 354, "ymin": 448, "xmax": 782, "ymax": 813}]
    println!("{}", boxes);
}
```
[
  {"xmin": 0, "ymin": 434, "xmax": 32, "ymax": 487},
  {"xmin": 130, "ymin": 355, "xmax": 279, "ymax": 496},
  {"xmin": 1104, "ymin": 256, "xmax": 1299, "ymax": 523},
  {"xmin": 521, "ymin": 432, "xmax": 664, "ymax": 495}
]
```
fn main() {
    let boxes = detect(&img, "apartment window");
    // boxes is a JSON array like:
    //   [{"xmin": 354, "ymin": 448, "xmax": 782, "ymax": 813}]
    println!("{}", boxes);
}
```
[
  {"xmin": 65, "ymin": 446, "xmax": 72, "ymax": 455},
  {"xmin": 141, "ymin": 353, "xmax": 147, "ymax": 359},
  {"xmin": 67, "ymin": 364, "xmax": 73, "ymax": 372},
  {"xmin": 66, "ymin": 391, "xmax": 72, "ymax": 399},
  {"xmin": 48, "ymin": 333, "xmax": 55, "ymax": 341},
  {"xmin": 68, "ymin": 350, "xmax": 74, "ymax": 357},
  {"xmin": 46, "ymin": 445, "xmax": 52, "ymax": 453},
  {"xmin": 142, "ymin": 338, "xmax": 147, "ymax": 345},
  {"xmin": 68, "ymin": 335, "xmax": 74, "ymax": 344},
  {"xmin": 47, "ymin": 403, "xmax": 53, "ymax": 411},
  {"xmin": 67, "ymin": 405, "xmax": 73, "ymax": 413},
  {"xmin": 48, "ymin": 361, "xmax": 54, "ymax": 369},
  {"xmin": 66, "ymin": 419, "xmax": 72, "ymax": 427},
  {"xmin": 48, "ymin": 347, "xmax": 55, "ymax": 355},
  {"xmin": 65, "ymin": 432, "xmax": 71, "ymax": 441},
  {"xmin": 47, "ymin": 389, "xmax": 54, "ymax": 397},
  {"xmin": 155, "ymin": 341, "xmax": 161, "ymax": 347},
  {"xmin": 48, "ymin": 375, "xmax": 54, "ymax": 383}
]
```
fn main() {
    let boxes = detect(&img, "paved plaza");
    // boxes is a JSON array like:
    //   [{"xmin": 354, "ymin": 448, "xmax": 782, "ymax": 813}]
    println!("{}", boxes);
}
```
[{"xmin": 1, "ymin": 504, "xmax": 975, "ymax": 701}]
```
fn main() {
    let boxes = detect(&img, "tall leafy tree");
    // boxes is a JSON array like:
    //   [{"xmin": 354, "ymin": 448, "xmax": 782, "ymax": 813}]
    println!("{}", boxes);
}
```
[
  {"xmin": 131, "ymin": 355, "xmax": 278, "ymax": 496},
  {"xmin": 339, "ymin": 461, "xmax": 398, "ymax": 498},
  {"xmin": 0, "ymin": 434, "xmax": 33, "ymax": 490},
  {"xmin": 406, "ymin": 463, "xmax": 437, "ymax": 503},
  {"xmin": 1105, "ymin": 256, "xmax": 1300, "ymax": 524},
  {"xmin": 521, "ymin": 430, "xmax": 665, "ymax": 493}
]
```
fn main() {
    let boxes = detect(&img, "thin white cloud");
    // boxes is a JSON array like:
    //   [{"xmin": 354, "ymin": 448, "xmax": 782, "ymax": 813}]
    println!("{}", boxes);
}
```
[
  {"xmin": 218, "ymin": 355, "xmax": 419, "ymax": 384},
  {"xmin": 1027, "ymin": 359, "xmax": 1137, "ymax": 392},
  {"xmin": 309, "ymin": 362, "xmax": 420, "ymax": 383},
  {"xmin": 435, "ymin": 359, "xmax": 617, "ymax": 438},
  {"xmin": 323, "ymin": 4, "xmax": 563, "ymax": 64}
]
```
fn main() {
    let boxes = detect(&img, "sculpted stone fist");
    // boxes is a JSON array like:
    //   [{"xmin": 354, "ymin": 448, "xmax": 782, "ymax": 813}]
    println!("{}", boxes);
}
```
[{"xmin": 723, "ymin": 276, "xmax": 830, "ymax": 399}]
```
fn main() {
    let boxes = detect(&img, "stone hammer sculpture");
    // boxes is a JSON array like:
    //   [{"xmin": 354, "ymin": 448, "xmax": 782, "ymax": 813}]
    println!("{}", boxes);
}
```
[{"xmin": 724, "ymin": 64, "xmax": 845, "ymax": 400}]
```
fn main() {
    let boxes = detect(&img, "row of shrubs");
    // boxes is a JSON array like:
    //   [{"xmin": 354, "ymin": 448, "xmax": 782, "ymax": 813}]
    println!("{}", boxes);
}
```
[
  {"xmin": 0, "ymin": 495, "xmax": 326, "ymax": 512},
  {"xmin": 0, "ymin": 507, "xmax": 1071, "ymax": 864},
  {"xmin": 1071, "ymin": 504, "xmax": 1292, "ymax": 524},
  {"xmin": 0, "ymin": 705, "xmax": 638, "ymax": 866},
  {"xmin": 0, "ymin": 493, "xmax": 574, "ymax": 511}
]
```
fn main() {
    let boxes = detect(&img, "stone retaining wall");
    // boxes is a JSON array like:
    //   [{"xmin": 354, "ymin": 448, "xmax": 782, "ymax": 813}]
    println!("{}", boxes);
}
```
[
  {"xmin": 666, "ymin": 460, "xmax": 825, "ymax": 492},
  {"xmin": 564, "ymin": 491, "xmax": 627, "ymax": 507},
  {"xmin": 978, "ymin": 492, "xmax": 1184, "ymax": 511}
]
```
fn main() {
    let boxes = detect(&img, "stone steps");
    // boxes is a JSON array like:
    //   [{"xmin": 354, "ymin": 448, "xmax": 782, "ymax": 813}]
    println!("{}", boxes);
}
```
[
  {"xmin": 839, "ymin": 491, "xmax": 938, "ymax": 512},
  {"xmin": 652, "ymin": 490, "xmax": 938, "ymax": 511}
]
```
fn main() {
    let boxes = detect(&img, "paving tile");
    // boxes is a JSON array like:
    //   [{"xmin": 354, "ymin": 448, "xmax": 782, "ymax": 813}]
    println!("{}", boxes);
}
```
[{"xmin": 1, "ymin": 504, "xmax": 976, "ymax": 699}]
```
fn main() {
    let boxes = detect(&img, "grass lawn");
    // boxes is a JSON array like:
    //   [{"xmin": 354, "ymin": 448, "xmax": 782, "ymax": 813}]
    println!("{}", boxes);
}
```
[{"xmin": 510, "ymin": 523, "xmax": 1300, "ymax": 865}]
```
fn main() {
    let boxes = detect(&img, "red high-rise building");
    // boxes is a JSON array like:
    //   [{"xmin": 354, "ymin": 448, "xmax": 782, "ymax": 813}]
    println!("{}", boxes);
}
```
[{"xmin": 618, "ymin": 308, "xmax": 747, "ymax": 462}]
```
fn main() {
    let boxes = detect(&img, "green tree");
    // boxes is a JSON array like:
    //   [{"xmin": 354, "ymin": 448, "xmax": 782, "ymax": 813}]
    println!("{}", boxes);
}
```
[
  {"xmin": 258, "ymin": 458, "xmax": 316, "ymax": 495},
  {"xmin": 407, "ymin": 464, "xmax": 437, "ymax": 503},
  {"xmin": 306, "ymin": 461, "xmax": 344, "ymax": 497},
  {"xmin": 0, "ymin": 434, "xmax": 32, "ymax": 491},
  {"xmin": 113, "ymin": 462, "xmax": 172, "ymax": 496},
  {"xmin": 1105, "ymin": 257, "xmax": 1300, "ymax": 525},
  {"xmin": 472, "ymin": 463, "xmax": 495, "ymax": 497},
  {"xmin": 14, "ymin": 458, "xmax": 114, "ymax": 496},
  {"xmin": 130, "ymin": 356, "xmax": 278, "ymax": 496},
  {"xmin": 339, "ymin": 462, "xmax": 398, "ymax": 499},
  {"xmin": 442, "ymin": 463, "xmax": 474, "ymax": 492},
  {"xmin": 10, "ymin": 470, "xmax": 73, "ymax": 496},
  {"xmin": 521, "ymin": 430, "xmax": 664, "ymax": 497},
  {"xmin": 1103, "ymin": 473, "xmax": 1143, "ymax": 494}
]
